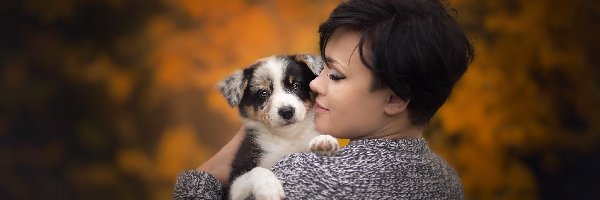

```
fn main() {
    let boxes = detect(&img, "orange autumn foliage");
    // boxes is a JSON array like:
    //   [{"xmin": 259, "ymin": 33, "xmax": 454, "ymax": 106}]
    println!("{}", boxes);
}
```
[{"xmin": 1, "ymin": 0, "xmax": 599, "ymax": 199}]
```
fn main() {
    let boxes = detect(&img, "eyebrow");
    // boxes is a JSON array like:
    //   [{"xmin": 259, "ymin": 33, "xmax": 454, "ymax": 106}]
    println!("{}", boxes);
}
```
[
  {"xmin": 325, "ymin": 56, "xmax": 339, "ymax": 66},
  {"xmin": 325, "ymin": 56, "xmax": 349, "ymax": 74},
  {"xmin": 325, "ymin": 56, "xmax": 345, "ymax": 72}
]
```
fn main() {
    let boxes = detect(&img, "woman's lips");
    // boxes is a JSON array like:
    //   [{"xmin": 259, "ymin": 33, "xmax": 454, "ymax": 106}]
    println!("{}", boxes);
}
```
[{"xmin": 314, "ymin": 102, "xmax": 329, "ymax": 113}]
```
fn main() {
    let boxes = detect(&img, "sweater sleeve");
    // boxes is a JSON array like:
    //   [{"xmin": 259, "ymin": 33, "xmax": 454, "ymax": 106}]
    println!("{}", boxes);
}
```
[
  {"xmin": 173, "ymin": 170, "xmax": 223, "ymax": 199},
  {"xmin": 271, "ymin": 153, "xmax": 344, "ymax": 199}
]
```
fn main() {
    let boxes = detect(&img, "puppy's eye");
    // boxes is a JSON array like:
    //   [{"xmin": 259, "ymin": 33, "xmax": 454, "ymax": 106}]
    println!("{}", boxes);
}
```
[
  {"xmin": 292, "ymin": 82, "xmax": 301, "ymax": 91},
  {"xmin": 259, "ymin": 90, "xmax": 270, "ymax": 98}
]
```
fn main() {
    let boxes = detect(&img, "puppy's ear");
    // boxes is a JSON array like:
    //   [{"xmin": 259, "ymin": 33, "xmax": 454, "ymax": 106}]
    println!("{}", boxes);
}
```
[
  {"xmin": 295, "ymin": 54, "xmax": 324, "ymax": 75},
  {"xmin": 217, "ymin": 70, "xmax": 247, "ymax": 107}
]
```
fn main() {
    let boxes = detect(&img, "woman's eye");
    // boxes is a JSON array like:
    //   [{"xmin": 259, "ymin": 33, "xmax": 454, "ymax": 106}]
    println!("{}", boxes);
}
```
[
  {"xmin": 292, "ymin": 82, "xmax": 301, "ymax": 91},
  {"xmin": 328, "ymin": 74, "xmax": 345, "ymax": 81},
  {"xmin": 326, "ymin": 68, "xmax": 345, "ymax": 81}
]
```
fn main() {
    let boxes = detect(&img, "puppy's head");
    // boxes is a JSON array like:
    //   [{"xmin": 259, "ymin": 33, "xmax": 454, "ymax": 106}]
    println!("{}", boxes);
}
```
[{"xmin": 218, "ymin": 54, "xmax": 323, "ymax": 128}]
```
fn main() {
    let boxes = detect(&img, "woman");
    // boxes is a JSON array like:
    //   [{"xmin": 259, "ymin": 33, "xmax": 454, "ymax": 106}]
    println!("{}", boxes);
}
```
[{"xmin": 175, "ymin": 0, "xmax": 474, "ymax": 199}]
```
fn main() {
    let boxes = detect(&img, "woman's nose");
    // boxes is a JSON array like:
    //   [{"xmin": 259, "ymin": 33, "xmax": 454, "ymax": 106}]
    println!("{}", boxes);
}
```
[{"xmin": 310, "ymin": 71, "xmax": 325, "ymax": 95}]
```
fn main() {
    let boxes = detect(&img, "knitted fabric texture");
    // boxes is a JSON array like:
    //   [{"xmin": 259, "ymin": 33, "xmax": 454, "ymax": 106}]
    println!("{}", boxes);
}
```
[{"xmin": 174, "ymin": 138, "xmax": 464, "ymax": 199}]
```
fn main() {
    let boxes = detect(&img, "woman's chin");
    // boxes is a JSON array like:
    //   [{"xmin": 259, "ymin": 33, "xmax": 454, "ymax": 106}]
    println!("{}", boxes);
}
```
[
  {"xmin": 313, "ymin": 121, "xmax": 328, "ymax": 134},
  {"xmin": 314, "ymin": 123, "xmax": 324, "ymax": 132}
]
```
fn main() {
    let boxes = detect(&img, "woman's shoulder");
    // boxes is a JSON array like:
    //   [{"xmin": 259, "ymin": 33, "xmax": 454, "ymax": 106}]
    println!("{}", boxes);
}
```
[
  {"xmin": 270, "ymin": 149, "xmax": 357, "ymax": 185},
  {"xmin": 271, "ymin": 152, "xmax": 337, "ymax": 173},
  {"xmin": 270, "ymin": 152, "xmax": 349, "ymax": 199},
  {"xmin": 271, "ymin": 138, "xmax": 428, "ymax": 171},
  {"xmin": 268, "ymin": 139, "xmax": 464, "ymax": 199}
]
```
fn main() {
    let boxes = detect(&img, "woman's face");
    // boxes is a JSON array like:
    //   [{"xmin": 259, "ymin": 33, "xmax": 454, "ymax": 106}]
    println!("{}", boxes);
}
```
[{"xmin": 309, "ymin": 28, "xmax": 391, "ymax": 139}]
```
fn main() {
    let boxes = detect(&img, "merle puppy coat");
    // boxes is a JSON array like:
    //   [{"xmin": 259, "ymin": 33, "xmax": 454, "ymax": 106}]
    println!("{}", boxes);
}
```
[{"xmin": 218, "ymin": 54, "xmax": 338, "ymax": 200}]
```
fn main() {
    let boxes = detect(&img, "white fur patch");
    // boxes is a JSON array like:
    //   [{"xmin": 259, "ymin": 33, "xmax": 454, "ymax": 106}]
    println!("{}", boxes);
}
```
[
  {"xmin": 255, "ymin": 112, "xmax": 320, "ymax": 168},
  {"xmin": 265, "ymin": 57, "xmax": 285, "ymax": 91},
  {"xmin": 309, "ymin": 134, "xmax": 340, "ymax": 156},
  {"xmin": 269, "ymin": 92, "xmax": 307, "ymax": 127},
  {"xmin": 230, "ymin": 167, "xmax": 284, "ymax": 200}
]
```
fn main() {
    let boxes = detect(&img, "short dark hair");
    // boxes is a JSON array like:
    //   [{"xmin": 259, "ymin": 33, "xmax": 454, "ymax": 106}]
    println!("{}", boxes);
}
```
[{"xmin": 319, "ymin": 0, "xmax": 475, "ymax": 126}]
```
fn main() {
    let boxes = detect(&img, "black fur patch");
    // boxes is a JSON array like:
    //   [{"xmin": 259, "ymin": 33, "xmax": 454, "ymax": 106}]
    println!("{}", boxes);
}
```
[
  {"xmin": 229, "ymin": 128, "xmax": 263, "ymax": 181},
  {"xmin": 283, "ymin": 55, "xmax": 317, "ymax": 102},
  {"xmin": 238, "ymin": 64, "xmax": 272, "ymax": 118}
]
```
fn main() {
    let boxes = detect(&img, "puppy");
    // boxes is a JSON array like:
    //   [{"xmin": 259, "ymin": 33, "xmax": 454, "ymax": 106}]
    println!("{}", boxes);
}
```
[{"xmin": 218, "ymin": 54, "xmax": 339, "ymax": 200}]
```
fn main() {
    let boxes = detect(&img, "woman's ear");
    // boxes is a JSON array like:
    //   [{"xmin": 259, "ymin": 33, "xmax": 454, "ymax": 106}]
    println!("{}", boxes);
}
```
[{"xmin": 384, "ymin": 93, "xmax": 409, "ymax": 116}]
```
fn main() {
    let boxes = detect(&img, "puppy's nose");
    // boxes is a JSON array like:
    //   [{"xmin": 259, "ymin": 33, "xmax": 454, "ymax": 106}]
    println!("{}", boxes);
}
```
[{"xmin": 278, "ymin": 106, "xmax": 295, "ymax": 120}]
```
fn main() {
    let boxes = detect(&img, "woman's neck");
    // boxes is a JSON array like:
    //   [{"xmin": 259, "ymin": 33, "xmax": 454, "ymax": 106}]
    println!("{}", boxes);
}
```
[{"xmin": 354, "ymin": 117, "xmax": 424, "ymax": 140}]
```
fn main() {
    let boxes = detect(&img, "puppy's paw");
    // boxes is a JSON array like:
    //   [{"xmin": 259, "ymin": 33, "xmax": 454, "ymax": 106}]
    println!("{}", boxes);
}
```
[
  {"xmin": 253, "ymin": 179, "xmax": 285, "ymax": 200},
  {"xmin": 309, "ymin": 135, "xmax": 339, "ymax": 156},
  {"xmin": 251, "ymin": 168, "xmax": 285, "ymax": 200}
]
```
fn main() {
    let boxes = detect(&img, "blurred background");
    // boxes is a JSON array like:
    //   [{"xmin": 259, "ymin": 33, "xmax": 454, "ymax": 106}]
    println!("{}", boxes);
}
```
[{"xmin": 1, "ymin": 0, "xmax": 599, "ymax": 199}]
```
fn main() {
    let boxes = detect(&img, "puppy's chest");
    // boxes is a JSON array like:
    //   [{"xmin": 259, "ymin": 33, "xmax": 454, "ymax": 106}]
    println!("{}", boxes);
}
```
[{"xmin": 253, "ymin": 129, "xmax": 318, "ymax": 168}]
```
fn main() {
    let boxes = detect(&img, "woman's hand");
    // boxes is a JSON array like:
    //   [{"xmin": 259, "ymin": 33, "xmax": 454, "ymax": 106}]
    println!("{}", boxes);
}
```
[{"xmin": 197, "ymin": 127, "xmax": 245, "ymax": 184}]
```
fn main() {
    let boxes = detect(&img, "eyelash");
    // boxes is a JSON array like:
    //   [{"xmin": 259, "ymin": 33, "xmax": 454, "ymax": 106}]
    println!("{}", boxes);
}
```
[
  {"xmin": 323, "ymin": 63, "xmax": 346, "ymax": 81},
  {"xmin": 328, "ymin": 74, "xmax": 345, "ymax": 81}
]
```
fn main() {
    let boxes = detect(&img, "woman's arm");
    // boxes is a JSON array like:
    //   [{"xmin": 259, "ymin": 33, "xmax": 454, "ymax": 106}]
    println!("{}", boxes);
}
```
[
  {"xmin": 174, "ymin": 170, "xmax": 224, "ymax": 199},
  {"xmin": 173, "ymin": 127, "xmax": 245, "ymax": 199},
  {"xmin": 197, "ymin": 127, "xmax": 245, "ymax": 183}
]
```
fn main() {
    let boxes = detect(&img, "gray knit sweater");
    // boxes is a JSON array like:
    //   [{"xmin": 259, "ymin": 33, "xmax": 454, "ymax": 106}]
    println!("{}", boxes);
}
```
[{"xmin": 174, "ymin": 138, "xmax": 464, "ymax": 199}]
